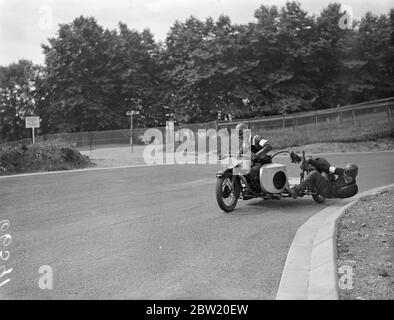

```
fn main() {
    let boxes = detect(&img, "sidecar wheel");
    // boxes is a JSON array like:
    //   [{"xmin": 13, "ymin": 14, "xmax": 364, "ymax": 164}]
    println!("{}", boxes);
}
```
[
  {"xmin": 312, "ymin": 194, "xmax": 326, "ymax": 204},
  {"xmin": 216, "ymin": 175, "xmax": 239, "ymax": 212}
]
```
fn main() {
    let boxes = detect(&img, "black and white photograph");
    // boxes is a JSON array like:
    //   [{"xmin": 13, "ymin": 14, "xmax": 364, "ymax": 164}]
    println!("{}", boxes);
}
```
[{"xmin": 0, "ymin": 0, "xmax": 393, "ymax": 306}]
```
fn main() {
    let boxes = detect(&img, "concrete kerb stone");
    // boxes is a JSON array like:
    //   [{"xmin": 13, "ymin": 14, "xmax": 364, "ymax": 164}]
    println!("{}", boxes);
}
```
[
  {"xmin": 276, "ymin": 201, "xmax": 344, "ymax": 300},
  {"xmin": 276, "ymin": 183, "xmax": 394, "ymax": 300}
]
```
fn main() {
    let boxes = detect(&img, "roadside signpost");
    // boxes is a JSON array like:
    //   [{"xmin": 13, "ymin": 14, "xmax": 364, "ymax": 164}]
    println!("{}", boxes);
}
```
[
  {"xmin": 125, "ymin": 110, "xmax": 140, "ymax": 152},
  {"xmin": 25, "ymin": 116, "xmax": 40, "ymax": 144}
]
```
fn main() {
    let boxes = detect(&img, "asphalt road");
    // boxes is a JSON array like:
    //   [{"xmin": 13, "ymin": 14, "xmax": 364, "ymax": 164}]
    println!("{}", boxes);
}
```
[{"xmin": 0, "ymin": 152, "xmax": 393, "ymax": 299}]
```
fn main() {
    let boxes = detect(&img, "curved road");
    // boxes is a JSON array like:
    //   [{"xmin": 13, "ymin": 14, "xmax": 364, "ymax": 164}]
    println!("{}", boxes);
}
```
[{"xmin": 0, "ymin": 152, "xmax": 392, "ymax": 299}]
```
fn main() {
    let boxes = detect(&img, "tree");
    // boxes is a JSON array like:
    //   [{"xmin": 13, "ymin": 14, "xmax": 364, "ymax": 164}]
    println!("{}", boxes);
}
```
[
  {"xmin": 353, "ymin": 11, "xmax": 394, "ymax": 100},
  {"xmin": 247, "ymin": 2, "xmax": 318, "ymax": 114},
  {"xmin": 0, "ymin": 60, "xmax": 42, "ymax": 141},
  {"xmin": 42, "ymin": 16, "xmax": 161, "ymax": 132},
  {"xmin": 3, "ymin": 3, "xmax": 393, "ymax": 138},
  {"xmin": 161, "ymin": 15, "xmax": 262, "ymax": 123}
]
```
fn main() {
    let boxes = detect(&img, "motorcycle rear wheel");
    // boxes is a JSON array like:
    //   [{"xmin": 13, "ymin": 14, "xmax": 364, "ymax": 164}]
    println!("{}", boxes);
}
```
[{"xmin": 216, "ymin": 175, "xmax": 239, "ymax": 212}]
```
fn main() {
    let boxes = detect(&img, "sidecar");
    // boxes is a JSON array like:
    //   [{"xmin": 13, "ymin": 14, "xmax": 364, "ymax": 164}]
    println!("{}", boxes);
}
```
[
  {"xmin": 258, "ymin": 163, "xmax": 325, "ymax": 201},
  {"xmin": 258, "ymin": 163, "xmax": 289, "ymax": 193}
]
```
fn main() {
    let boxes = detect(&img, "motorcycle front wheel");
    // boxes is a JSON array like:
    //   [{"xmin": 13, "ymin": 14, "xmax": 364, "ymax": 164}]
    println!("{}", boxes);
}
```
[{"xmin": 216, "ymin": 174, "xmax": 239, "ymax": 212}]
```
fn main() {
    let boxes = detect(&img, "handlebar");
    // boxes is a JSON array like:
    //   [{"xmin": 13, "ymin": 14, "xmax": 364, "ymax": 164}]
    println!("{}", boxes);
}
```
[
  {"xmin": 218, "ymin": 154, "xmax": 251, "ymax": 160},
  {"xmin": 270, "ymin": 150, "xmax": 291, "ymax": 159},
  {"xmin": 219, "ymin": 150, "xmax": 303, "ymax": 162},
  {"xmin": 219, "ymin": 150, "xmax": 310, "ymax": 169}
]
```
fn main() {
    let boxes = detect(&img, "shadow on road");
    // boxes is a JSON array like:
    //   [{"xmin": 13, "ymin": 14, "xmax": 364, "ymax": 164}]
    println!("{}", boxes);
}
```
[{"xmin": 222, "ymin": 197, "xmax": 336, "ymax": 216}]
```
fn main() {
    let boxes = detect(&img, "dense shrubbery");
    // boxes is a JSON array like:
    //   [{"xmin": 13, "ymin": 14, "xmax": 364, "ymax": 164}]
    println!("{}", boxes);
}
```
[
  {"xmin": 0, "ymin": 140, "xmax": 92, "ymax": 175},
  {"xmin": 0, "ymin": 2, "xmax": 393, "ymax": 142}
]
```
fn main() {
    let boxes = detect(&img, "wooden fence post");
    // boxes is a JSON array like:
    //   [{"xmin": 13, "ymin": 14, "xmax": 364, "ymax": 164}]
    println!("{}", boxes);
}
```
[
  {"xmin": 338, "ymin": 105, "xmax": 343, "ymax": 124},
  {"xmin": 282, "ymin": 114, "xmax": 285, "ymax": 129},
  {"xmin": 89, "ymin": 131, "xmax": 93, "ymax": 152},
  {"xmin": 387, "ymin": 105, "xmax": 392, "ymax": 125},
  {"xmin": 352, "ymin": 107, "xmax": 357, "ymax": 128},
  {"xmin": 315, "ymin": 110, "xmax": 318, "ymax": 129}
]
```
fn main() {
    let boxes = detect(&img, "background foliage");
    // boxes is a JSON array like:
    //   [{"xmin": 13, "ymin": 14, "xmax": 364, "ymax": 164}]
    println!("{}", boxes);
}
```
[{"xmin": 0, "ymin": 2, "xmax": 393, "ymax": 141}]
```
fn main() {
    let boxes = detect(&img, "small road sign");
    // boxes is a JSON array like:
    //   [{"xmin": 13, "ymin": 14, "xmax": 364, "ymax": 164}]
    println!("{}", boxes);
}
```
[
  {"xmin": 25, "ymin": 116, "xmax": 40, "ymax": 128},
  {"xmin": 126, "ymin": 110, "xmax": 140, "ymax": 116},
  {"xmin": 25, "ymin": 116, "xmax": 40, "ymax": 143}
]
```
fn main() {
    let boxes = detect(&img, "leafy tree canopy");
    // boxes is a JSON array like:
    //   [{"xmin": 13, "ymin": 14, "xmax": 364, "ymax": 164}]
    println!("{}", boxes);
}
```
[{"xmin": 0, "ymin": 2, "xmax": 393, "ymax": 141}]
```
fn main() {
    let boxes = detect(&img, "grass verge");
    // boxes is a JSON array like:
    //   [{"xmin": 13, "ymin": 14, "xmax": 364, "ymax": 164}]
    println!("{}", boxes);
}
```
[
  {"xmin": 275, "ymin": 138, "xmax": 394, "ymax": 154},
  {"xmin": 263, "ymin": 116, "xmax": 393, "ymax": 150}
]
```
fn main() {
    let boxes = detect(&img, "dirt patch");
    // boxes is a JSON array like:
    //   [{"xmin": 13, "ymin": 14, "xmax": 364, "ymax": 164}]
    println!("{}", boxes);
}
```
[
  {"xmin": 0, "ymin": 140, "xmax": 92, "ymax": 175},
  {"xmin": 337, "ymin": 189, "xmax": 394, "ymax": 300}
]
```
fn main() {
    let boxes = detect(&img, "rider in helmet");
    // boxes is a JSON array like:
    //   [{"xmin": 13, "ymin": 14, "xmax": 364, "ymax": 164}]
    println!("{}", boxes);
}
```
[
  {"xmin": 289, "ymin": 158, "xmax": 358, "ymax": 199},
  {"xmin": 236, "ymin": 122, "xmax": 272, "ymax": 190}
]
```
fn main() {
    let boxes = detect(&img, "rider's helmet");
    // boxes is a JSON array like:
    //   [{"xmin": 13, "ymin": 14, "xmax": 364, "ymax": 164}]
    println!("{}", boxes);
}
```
[
  {"xmin": 344, "ymin": 163, "xmax": 358, "ymax": 178},
  {"xmin": 235, "ymin": 122, "xmax": 248, "ymax": 140}
]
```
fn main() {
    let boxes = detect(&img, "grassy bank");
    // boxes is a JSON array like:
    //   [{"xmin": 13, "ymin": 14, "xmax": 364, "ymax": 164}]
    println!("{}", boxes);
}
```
[
  {"xmin": 275, "ymin": 138, "xmax": 394, "ymax": 154},
  {"xmin": 261, "ymin": 111, "xmax": 393, "ymax": 149}
]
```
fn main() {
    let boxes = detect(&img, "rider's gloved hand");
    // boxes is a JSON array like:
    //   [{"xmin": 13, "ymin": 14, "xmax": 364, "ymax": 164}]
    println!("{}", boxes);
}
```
[{"xmin": 290, "ymin": 151, "xmax": 301, "ymax": 163}]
